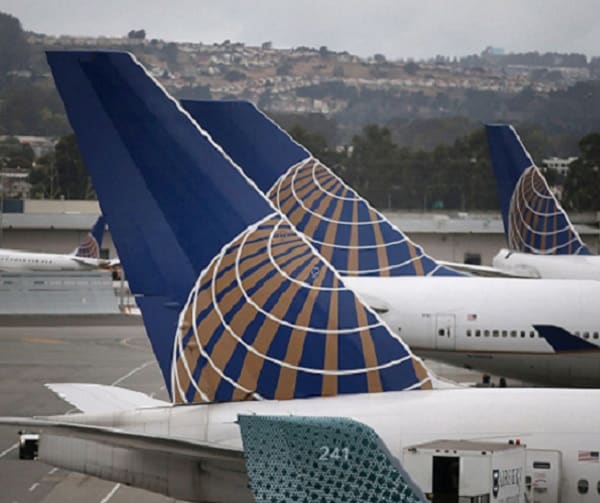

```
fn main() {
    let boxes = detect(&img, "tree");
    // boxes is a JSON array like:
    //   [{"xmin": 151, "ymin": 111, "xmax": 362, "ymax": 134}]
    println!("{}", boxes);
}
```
[
  {"xmin": 127, "ymin": 29, "xmax": 146, "ymax": 40},
  {"xmin": 224, "ymin": 70, "xmax": 246, "ymax": 82},
  {"xmin": 53, "ymin": 134, "xmax": 95, "ymax": 199},
  {"xmin": 562, "ymin": 133, "xmax": 600, "ymax": 211},
  {"xmin": 164, "ymin": 42, "xmax": 179, "ymax": 65},
  {"xmin": 403, "ymin": 62, "xmax": 419, "ymax": 75},
  {"xmin": 28, "ymin": 151, "xmax": 60, "ymax": 199},
  {"xmin": 347, "ymin": 125, "xmax": 399, "ymax": 196},
  {"xmin": 0, "ymin": 12, "xmax": 30, "ymax": 84}
]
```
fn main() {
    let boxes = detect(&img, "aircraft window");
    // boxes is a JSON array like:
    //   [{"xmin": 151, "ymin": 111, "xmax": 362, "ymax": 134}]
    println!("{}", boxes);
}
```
[
  {"xmin": 594, "ymin": 332, "xmax": 599, "ymax": 340},
  {"xmin": 575, "ymin": 331, "xmax": 580, "ymax": 338},
  {"xmin": 466, "ymin": 330, "xmax": 472, "ymax": 337},
  {"xmin": 501, "ymin": 330, "xmax": 507, "ymax": 338},
  {"xmin": 484, "ymin": 330, "xmax": 490, "ymax": 337},
  {"xmin": 510, "ymin": 330, "xmax": 517, "ymax": 338},
  {"xmin": 583, "ymin": 332, "xmax": 590, "ymax": 339},
  {"xmin": 578, "ymin": 479, "xmax": 589, "ymax": 494},
  {"xmin": 520, "ymin": 331, "xmax": 525, "ymax": 338},
  {"xmin": 492, "ymin": 330, "xmax": 499, "ymax": 337},
  {"xmin": 438, "ymin": 329, "xmax": 445, "ymax": 336},
  {"xmin": 530, "ymin": 331, "xmax": 535, "ymax": 338},
  {"xmin": 597, "ymin": 480, "xmax": 600, "ymax": 494},
  {"xmin": 475, "ymin": 330, "xmax": 481, "ymax": 337}
]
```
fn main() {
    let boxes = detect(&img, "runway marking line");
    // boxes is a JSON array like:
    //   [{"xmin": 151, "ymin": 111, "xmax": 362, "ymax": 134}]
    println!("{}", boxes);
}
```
[
  {"xmin": 99, "ymin": 483, "xmax": 121, "ymax": 503},
  {"xmin": 0, "ymin": 442, "xmax": 18, "ymax": 459},
  {"xmin": 22, "ymin": 337, "xmax": 63, "ymax": 345},
  {"xmin": 111, "ymin": 360, "xmax": 154, "ymax": 386},
  {"xmin": 28, "ymin": 482, "xmax": 39, "ymax": 492}
]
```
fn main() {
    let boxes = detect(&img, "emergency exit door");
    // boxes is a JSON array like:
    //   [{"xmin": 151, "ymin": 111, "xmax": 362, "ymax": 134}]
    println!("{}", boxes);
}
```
[{"xmin": 435, "ymin": 314, "xmax": 456, "ymax": 350}]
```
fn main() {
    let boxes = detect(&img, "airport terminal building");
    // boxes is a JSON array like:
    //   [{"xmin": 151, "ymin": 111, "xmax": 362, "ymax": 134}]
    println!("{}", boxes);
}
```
[{"xmin": 2, "ymin": 199, "xmax": 599, "ymax": 267}]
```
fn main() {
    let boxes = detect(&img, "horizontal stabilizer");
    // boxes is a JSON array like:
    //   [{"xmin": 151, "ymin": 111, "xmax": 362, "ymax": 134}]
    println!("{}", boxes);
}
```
[
  {"xmin": 239, "ymin": 414, "xmax": 427, "ymax": 502},
  {"xmin": 0, "ymin": 415, "xmax": 251, "ymax": 501},
  {"xmin": 438, "ymin": 260, "xmax": 540, "ymax": 278},
  {"xmin": 0, "ymin": 416, "xmax": 242, "ymax": 460},
  {"xmin": 534, "ymin": 325, "xmax": 599, "ymax": 352},
  {"xmin": 45, "ymin": 383, "xmax": 169, "ymax": 414}
]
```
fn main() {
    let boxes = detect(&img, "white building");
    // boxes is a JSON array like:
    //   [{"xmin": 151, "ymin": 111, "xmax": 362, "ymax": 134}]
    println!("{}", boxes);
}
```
[
  {"xmin": 1, "ymin": 201, "xmax": 598, "ymax": 266},
  {"xmin": 542, "ymin": 156, "xmax": 578, "ymax": 177}
]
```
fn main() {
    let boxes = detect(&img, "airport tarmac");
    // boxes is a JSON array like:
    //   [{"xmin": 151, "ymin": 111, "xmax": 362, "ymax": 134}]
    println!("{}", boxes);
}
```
[{"xmin": 0, "ymin": 315, "xmax": 502, "ymax": 503}]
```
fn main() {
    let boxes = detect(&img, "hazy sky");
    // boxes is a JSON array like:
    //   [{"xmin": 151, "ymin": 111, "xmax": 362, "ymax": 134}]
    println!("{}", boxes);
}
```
[{"xmin": 0, "ymin": 0, "xmax": 598, "ymax": 60}]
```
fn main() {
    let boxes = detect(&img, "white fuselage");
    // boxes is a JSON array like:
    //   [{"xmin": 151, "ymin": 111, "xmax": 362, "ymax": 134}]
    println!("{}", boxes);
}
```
[
  {"xmin": 493, "ymin": 248, "xmax": 600, "ymax": 281},
  {"xmin": 60, "ymin": 388, "xmax": 600, "ymax": 502},
  {"xmin": 344, "ymin": 276, "xmax": 600, "ymax": 386},
  {"xmin": 0, "ymin": 249, "xmax": 102, "ymax": 272}
]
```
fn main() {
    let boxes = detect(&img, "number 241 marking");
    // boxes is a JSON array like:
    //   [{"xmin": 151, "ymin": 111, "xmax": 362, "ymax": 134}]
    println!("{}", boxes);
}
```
[{"xmin": 319, "ymin": 446, "xmax": 350, "ymax": 462}]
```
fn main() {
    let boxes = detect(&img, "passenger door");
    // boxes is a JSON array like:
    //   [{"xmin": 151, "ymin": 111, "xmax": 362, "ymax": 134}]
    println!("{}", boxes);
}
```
[{"xmin": 435, "ymin": 314, "xmax": 456, "ymax": 351}]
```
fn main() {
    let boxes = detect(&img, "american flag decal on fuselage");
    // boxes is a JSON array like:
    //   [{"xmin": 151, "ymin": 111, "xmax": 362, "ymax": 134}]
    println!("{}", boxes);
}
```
[
  {"xmin": 171, "ymin": 214, "xmax": 432, "ymax": 404},
  {"xmin": 578, "ymin": 451, "xmax": 599, "ymax": 462},
  {"xmin": 508, "ymin": 165, "xmax": 589, "ymax": 255},
  {"xmin": 268, "ymin": 158, "xmax": 461, "ymax": 277}
]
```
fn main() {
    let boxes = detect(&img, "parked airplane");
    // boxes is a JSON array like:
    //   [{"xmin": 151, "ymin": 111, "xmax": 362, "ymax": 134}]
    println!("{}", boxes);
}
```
[
  {"xmin": 487, "ymin": 124, "xmax": 600, "ymax": 280},
  {"xmin": 0, "ymin": 215, "xmax": 110, "ymax": 271},
  {"xmin": 4, "ymin": 51, "xmax": 600, "ymax": 503},
  {"xmin": 180, "ymin": 100, "xmax": 600, "ymax": 387}
]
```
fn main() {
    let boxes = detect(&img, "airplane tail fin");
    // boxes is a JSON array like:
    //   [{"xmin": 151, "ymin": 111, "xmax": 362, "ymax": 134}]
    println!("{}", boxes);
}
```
[
  {"xmin": 486, "ymin": 124, "xmax": 589, "ymax": 255},
  {"xmin": 47, "ymin": 51, "xmax": 432, "ymax": 404},
  {"xmin": 182, "ymin": 100, "xmax": 464, "ymax": 277},
  {"xmin": 73, "ymin": 215, "xmax": 105, "ymax": 258},
  {"xmin": 239, "ymin": 414, "xmax": 427, "ymax": 502}
]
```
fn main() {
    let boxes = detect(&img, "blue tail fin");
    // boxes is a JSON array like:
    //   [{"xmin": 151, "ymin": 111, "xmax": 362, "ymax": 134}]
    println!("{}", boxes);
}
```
[
  {"xmin": 47, "ymin": 51, "xmax": 432, "ymax": 403},
  {"xmin": 239, "ymin": 415, "xmax": 427, "ymax": 502},
  {"xmin": 182, "ymin": 100, "xmax": 463, "ymax": 277},
  {"xmin": 73, "ymin": 215, "xmax": 105, "ymax": 258},
  {"xmin": 486, "ymin": 124, "xmax": 590, "ymax": 255}
]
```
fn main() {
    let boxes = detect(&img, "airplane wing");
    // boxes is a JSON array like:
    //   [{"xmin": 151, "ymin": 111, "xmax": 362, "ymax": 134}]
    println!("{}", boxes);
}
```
[
  {"xmin": 45, "ymin": 383, "xmax": 169, "ymax": 414},
  {"xmin": 438, "ymin": 260, "xmax": 540, "ymax": 278}
]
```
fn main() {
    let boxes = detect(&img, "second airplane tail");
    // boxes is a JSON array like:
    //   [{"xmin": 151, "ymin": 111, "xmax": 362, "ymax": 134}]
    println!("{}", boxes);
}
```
[
  {"xmin": 73, "ymin": 215, "xmax": 105, "ymax": 258},
  {"xmin": 182, "ymin": 100, "xmax": 464, "ymax": 277},
  {"xmin": 486, "ymin": 124, "xmax": 589, "ymax": 255}
]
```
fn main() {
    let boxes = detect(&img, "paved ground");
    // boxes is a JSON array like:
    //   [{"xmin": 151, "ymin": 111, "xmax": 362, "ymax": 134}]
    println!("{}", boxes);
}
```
[
  {"xmin": 0, "ymin": 315, "xmax": 179, "ymax": 503},
  {"xmin": 0, "ymin": 315, "xmax": 508, "ymax": 503}
]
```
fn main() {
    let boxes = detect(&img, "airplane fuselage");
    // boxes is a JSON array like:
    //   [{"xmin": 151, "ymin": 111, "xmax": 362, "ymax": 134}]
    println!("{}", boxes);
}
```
[
  {"xmin": 0, "ymin": 249, "xmax": 103, "ymax": 272},
  {"xmin": 344, "ymin": 276, "xmax": 600, "ymax": 386},
  {"xmin": 53, "ymin": 388, "xmax": 600, "ymax": 502},
  {"xmin": 493, "ymin": 248, "xmax": 600, "ymax": 281}
]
